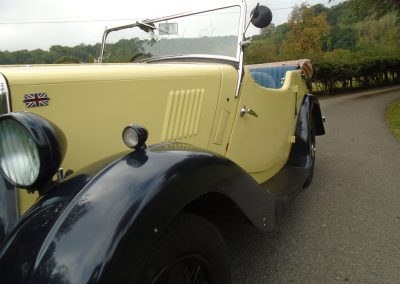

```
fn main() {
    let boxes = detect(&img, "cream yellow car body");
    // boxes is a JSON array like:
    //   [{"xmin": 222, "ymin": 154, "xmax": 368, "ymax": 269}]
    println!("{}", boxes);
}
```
[
  {"xmin": 0, "ymin": 3, "xmax": 327, "ymax": 283},
  {"xmin": 0, "ymin": 63, "xmax": 306, "ymax": 214}
]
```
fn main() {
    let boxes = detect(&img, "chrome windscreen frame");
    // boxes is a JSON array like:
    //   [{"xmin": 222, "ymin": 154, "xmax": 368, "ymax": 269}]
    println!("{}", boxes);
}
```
[{"xmin": 98, "ymin": 1, "xmax": 248, "ymax": 97}]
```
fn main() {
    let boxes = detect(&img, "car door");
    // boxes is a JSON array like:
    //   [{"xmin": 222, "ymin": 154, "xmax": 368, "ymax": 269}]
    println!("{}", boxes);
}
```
[{"xmin": 226, "ymin": 70, "xmax": 298, "ymax": 182}]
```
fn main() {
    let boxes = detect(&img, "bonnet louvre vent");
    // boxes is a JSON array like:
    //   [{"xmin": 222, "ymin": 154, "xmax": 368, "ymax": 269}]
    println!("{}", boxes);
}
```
[{"xmin": 161, "ymin": 89, "xmax": 205, "ymax": 141}]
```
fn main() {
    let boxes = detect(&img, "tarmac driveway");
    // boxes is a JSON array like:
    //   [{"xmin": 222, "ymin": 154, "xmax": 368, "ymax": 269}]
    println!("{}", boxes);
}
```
[{"xmin": 227, "ymin": 86, "xmax": 400, "ymax": 284}]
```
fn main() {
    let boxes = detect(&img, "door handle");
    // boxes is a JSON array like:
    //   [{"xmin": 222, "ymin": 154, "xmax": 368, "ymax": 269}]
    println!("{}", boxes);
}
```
[{"xmin": 240, "ymin": 106, "xmax": 258, "ymax": 118}]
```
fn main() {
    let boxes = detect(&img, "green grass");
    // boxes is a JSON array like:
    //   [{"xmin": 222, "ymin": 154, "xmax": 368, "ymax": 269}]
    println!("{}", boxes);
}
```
[{"xmin": 385, "ymin": 99, "xmax": 400, "ymax": 141}]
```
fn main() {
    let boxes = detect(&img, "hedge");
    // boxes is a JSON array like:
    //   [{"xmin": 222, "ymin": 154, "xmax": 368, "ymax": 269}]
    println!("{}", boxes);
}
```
[{"xmin": 312, "ymin": 57, "xmax": 400, "ymax": 96}]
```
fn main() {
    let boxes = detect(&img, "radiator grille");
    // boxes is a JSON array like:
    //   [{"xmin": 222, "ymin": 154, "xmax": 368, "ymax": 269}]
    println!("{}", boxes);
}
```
[{"xmin": 161, "ymin": 89, "xmax": 205, "ymax": 141}]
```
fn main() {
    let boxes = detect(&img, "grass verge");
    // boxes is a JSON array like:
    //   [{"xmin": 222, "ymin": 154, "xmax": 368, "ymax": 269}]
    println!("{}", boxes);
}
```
[{"xmin": 385, "ymin": 99, "xmax": 400, "ymax": 141}]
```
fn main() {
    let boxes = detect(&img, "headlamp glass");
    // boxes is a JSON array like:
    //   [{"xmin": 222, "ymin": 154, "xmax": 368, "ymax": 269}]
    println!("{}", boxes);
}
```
[
  {"xmin": 0, "ymin": 118, "xmax": 40, "ymax": 187},
  {"xmin": 123, "ymin": 127, "xmax": 139, "ymax": 148}
]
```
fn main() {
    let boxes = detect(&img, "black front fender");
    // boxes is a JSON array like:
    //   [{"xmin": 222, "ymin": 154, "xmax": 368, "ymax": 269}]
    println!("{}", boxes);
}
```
[
  {"xmin": 289, "ymin": 93, "xmax": 325, "ymax": 168},
  {"xmin": 263, "ymin": 94, "xmax": 325, "ymax": 195},
  {"xmin": 0, "ymin": 143, "xmax": 274, "ymax": 283}
]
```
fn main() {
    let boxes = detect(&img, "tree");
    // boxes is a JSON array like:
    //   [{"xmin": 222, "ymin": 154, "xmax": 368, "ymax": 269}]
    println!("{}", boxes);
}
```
[
  {"xmin": 325, "ymin": 1, "xmax": 362, "ymax": 26},
  {"xmin": 329, "ymin": 26, "xmax": 356, "ymax": 50},
  {"xmin": 281, "ymin": 4, "xmax": 330, "ymax": 59},
  {"xmin": 0, "ymin": 51, "xmax": 16, "ymax": 64},
  {"xmin": 54, "ymin": 56, "xmax": 81, "ymax": 64},
  {"xmin": 260, "ymin": 23, "xmax": 276, "ymax": 37},
  {"xmin": 313, "ymin": 3, "xmax": 330, "ymax": 16},
  {"xmin": 103, "ymin": 38, "xmax": 146, "ymax": 63},
  {"xmin": 330, "ymin": 0, "xmax": 400, "ymax": 19},
  {"xmin": 13, "ymin": 50, "xmax": 30, "ymax": 64},
  {"xmin": 354, "ymin": 12, "xmax": 400, "ymax": 56},
  {"xmin": 352, "ymin": 0, "xmax": 399, "ymax": 19},
  {"xmin": 269, "ymin": 23, "xmax": 289, "ymax": 46}
]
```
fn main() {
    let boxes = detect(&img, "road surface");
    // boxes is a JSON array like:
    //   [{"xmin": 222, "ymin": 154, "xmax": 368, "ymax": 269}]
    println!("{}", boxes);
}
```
[{"xmin": 226, "ymin": 86, "xmax": 400, "ymax": 284}]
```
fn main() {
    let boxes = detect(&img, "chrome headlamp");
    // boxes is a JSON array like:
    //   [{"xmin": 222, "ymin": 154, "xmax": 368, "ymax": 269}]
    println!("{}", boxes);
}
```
[
  {"xmin": 0, "ymin": 113, "xmax": 67, "ymax": 191},
  {"xmin": 122, "ymin": 124, "xmax": 148, "ymax": 150},
  {"xmin": 0, "ymin": 74, "xmax": 11, "ymax": 114}
]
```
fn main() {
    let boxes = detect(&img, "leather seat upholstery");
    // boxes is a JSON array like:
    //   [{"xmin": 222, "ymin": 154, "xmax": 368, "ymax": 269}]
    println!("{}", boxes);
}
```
[{"xmin": 249, "ymin": 66, "xmax": 298, "ymax": 89}]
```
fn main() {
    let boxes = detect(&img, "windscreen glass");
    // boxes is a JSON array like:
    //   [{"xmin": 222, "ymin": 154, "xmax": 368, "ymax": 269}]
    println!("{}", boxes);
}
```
[{"xmin": 103, "ymin": 6, "xmax": 241, "ymax": 62}]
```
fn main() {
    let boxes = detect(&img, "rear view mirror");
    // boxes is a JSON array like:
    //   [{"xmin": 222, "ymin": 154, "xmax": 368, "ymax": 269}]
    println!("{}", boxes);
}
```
[
  {"xmin": 159, "ymin": 23, "xmax": 178, "ymax": 35},
  {"xmin": 250, "ymin": 4, "xmax": 272, "ymax": 28}
]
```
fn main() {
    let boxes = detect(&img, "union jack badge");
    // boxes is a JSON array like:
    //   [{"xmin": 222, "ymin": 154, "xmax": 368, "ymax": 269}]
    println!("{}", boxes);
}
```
[{"xmin": 23, "ymin": 93, "xmax": 50, "ymax": 108}]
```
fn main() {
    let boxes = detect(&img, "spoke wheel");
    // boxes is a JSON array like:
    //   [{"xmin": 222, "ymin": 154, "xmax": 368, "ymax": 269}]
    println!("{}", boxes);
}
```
[
  {"xmin": 152, "ymin": 254, "xmax": 211, "ymax": 284},
  {"xmin": 303, "ymin": 122, "xmax": 316, "ymax": 188},
  {"xmin": 137, "ymin": 213, "xmax": 230, "ymax": 284}
]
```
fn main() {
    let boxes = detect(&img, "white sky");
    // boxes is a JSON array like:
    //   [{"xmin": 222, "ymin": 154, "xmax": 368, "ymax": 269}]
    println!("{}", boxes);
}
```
[{"xmin": 0, "ymin": 0, "xmax": 341, "ymax": 52}]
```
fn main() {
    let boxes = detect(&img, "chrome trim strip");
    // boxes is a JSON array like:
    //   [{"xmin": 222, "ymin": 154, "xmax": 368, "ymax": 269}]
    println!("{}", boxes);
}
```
[
  {"xmin": 144, "ymin": 54, "xmax": 238, "ymax": 63},
  {"xmin": 13, "ymin": 186, "xmax": 19, "ymax": 222},
  {"xmin": 0, "ymin": 73, "xmax": 11, "ymax": 113},
  {"xmin": 0, "ymin": 177, "xmax": 20, "ymax": 240},
  {"xmin": 0, "ymin": 74, "xmax": 19, "ymax": 235},
  {"xmin": 234, "ymin": 0, "xmax": 247, "ymax": 98},
  {"xmin": 234, "ymin": 46, "xmax": 244, "ymax": 98}
]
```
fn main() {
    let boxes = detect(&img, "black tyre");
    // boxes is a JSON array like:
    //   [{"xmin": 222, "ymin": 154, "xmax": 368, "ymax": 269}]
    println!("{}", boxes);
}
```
[
  {"xmin": 303, "ymin": 123, "xmax": 316, "ymax": 188},
  {"xmin": 137, "ymin": 213, "xmax": 231, "ymax": 284}
]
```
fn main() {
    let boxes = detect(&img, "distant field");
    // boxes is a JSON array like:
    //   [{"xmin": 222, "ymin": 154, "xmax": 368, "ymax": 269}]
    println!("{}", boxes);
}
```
[{"xmin": 385, "ymin": 98, "xmax": 400, "ymax": 140}]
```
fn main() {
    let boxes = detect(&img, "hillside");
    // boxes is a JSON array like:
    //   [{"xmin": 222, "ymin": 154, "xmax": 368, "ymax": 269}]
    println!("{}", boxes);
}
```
[{"xmin": 0, "ymin": 0, "xmax": 399, "ymax": 95}]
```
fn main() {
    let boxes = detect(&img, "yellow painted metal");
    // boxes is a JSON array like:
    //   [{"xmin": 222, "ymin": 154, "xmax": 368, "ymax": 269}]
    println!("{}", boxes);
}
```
[
  {"xmin": 0, "ymin": 64, "xmax": 225, "ymax": 86},
  {"xmin": 226, "ymin": 68, "xmax": 307, "ymax": 183},
  {"xmin": 0, "ymin": 63, "xmax": 238, "ymax": 213},
  {"xmin": 213, "ymin": 110, "xmax": 230, "ymax": 145},
  {"xmin": 0, "ymin": 62, "xmax": 307, "ymax": 212},
  {"xmin": 18, "ymin": 190, "xmax": 38, "ymax": 215},
  {"xmin": 207, "ymin": 66, "xmax": 239, "ymax": 155},
  {"xmin": 161, "ymin": 89, "xmax": 205, "ymax": 140},
  {"xmin": 5, "ymin": 64, "xmax": 227, "ymax": 172}
]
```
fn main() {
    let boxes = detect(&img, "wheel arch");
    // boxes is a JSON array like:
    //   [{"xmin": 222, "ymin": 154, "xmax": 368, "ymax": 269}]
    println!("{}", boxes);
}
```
[
  {"xmin": 263, "ymin": 93, "xmax": 325, "ymax": 195},
  {"xmin": 0, "ymin": 142, "xmax": 274, "ymax": 283},
  {"xmin": 183, "ymin": 191, "xmax": 253, "ymax": 227},
  {"xmin": 288, "ymin": 93, "xmax": 324, "ymax": 168},
  {"xmin": 310, "ymin": 101, "xmax": 325, "ymax": 136}
]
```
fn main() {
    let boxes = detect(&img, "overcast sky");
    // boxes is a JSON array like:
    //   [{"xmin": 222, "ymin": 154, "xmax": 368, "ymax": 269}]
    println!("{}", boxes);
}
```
[{"xmin": 0, "ymin": 0, "xmax": 341, "ymax": 52}]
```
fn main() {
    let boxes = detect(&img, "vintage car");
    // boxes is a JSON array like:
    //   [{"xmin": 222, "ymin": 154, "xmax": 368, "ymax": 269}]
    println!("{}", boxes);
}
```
[{"xmin": 0, "ymin": 2, "xmax": 325, "ymax": 283}]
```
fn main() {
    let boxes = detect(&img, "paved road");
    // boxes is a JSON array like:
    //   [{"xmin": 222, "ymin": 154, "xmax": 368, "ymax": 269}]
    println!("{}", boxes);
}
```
[{"xmin": 225, "ymin": 87, "xmax": 400, "ymax": 284}]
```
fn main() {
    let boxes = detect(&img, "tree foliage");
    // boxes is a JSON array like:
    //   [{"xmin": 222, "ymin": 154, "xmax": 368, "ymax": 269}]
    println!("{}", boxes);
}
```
[
  {"xmin": 313, "ymin": 56, "xmax": 400, "ymax": 95},
  {"xmin": 355, "ymin": 13, "xmax": 400, "ymax": 52},
  {"xmin": 1, "ymin": 0, "xmax": 399, "ymax": 96},
  {"xmin": 0, "ymin": 43, "xmax": 101, "ymax": 65},
  {"xmin": 281, "ymin": 4, "xmax": 330, "ymax": 58},
  {"xmin": 331, "ymin": 0, "xmax": 400, "ymax": 19},
  {"xmin": 244, "ymin": 0, "xmax": 400, "ymax": 95}
]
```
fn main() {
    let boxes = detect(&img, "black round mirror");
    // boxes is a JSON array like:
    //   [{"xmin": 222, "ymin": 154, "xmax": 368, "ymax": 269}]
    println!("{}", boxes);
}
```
[{"xmin": 250, "ymin": 5, "xmax": 273, "ymax": 28}]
